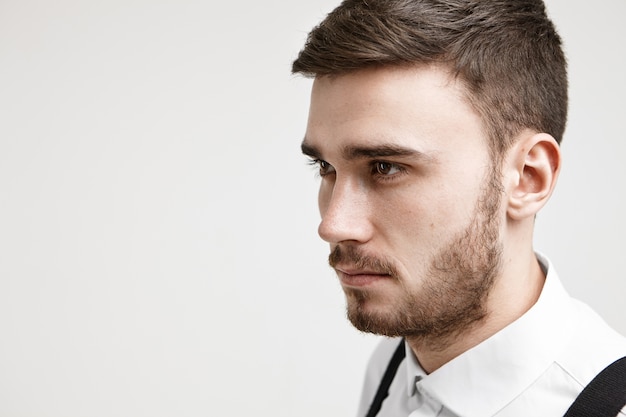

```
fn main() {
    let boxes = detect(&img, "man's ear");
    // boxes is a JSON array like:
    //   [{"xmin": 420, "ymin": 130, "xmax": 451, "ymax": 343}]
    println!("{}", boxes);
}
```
[{"xmin": 506, "ymin": 132, "xmax": 561, "ymax": 220}]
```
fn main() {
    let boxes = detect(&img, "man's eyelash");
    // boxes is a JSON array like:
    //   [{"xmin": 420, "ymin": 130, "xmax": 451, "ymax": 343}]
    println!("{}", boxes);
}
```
[
  {"xmin": 305, "ymin": 158, "xmax": 406, "ymax": 181},
  {"xmin": 370, "ymin": 161, "xmax": 406, "ymax": 176}
]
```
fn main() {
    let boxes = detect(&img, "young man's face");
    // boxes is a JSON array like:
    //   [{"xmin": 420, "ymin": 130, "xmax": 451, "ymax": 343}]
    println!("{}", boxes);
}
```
[{"xmin": 301, "ymin": 65, "xmax": 506, "ymax": 339}]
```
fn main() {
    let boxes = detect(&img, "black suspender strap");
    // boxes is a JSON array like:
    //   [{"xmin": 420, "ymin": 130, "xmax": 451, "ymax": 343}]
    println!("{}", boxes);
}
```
[
  {"xmin": 365, "ymin": 340, "xmax": 406, "ymax": 417},
  {"xmin": 564, "ymin": 356, "xmax": 626, "ymax": 417}
]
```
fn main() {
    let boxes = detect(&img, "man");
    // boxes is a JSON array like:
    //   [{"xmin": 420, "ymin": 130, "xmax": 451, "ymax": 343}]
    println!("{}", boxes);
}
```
[{"xmin": 292, "ymin": 1, "xmax": 626, "ymax": 416}]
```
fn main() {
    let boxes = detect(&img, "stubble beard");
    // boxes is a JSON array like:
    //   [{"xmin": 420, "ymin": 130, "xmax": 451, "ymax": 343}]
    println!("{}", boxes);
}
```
[{"xmin": 329, "ymin": 168, "xmax": 504, "ymax": 345}]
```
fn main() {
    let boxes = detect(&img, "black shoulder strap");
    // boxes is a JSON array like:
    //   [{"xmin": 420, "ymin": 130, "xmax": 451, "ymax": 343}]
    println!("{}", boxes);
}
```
[
  {"xmin": 564, "ymin": 356, "xmax": 626, "ymax": 417},
  {"xmin": 365, "ymin": 339, "xmax": 406, "ymax": 417}
]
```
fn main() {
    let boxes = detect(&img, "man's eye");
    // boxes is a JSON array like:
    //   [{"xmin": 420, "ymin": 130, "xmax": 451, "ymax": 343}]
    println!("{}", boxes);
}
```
[
  {"xmin": 309, "ymin": 159, "xmax": 335, "ymax": 177},
  {"xmin": 373, "ymin": 161, "xmax": 401, "ymax": 176}
]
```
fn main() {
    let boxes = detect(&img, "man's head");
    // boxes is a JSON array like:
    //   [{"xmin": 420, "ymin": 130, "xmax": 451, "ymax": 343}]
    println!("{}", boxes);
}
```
[{"xmin": 295, "ymin": 0, "xmax": 564, "ymax": 342}]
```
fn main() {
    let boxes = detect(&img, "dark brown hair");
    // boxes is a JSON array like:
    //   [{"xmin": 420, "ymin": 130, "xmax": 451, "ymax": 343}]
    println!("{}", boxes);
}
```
[{"xmin": 292, "ymin": 0, "xmax": 568, "ymax": 155}]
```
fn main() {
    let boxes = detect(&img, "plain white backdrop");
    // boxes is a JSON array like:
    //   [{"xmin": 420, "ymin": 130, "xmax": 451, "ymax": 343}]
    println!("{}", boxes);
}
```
[{"xmin": 0, "ymin": 1, "xmax": 624, "ymax": 416}]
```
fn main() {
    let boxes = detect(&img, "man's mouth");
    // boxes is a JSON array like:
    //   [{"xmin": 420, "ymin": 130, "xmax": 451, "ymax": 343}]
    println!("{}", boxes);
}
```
[{"xmin": 334, "ymin": 266, "xmax": 392, "ymax": 287}]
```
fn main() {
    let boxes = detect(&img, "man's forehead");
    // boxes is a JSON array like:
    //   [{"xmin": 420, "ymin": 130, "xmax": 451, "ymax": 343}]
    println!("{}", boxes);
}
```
[{"xmin": 310, "ymin": 64, "xmax": 461, "ymax": 93}]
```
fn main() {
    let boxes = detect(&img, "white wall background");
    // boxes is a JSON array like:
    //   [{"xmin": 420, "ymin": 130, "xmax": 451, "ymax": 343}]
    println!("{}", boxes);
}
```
[{"xmin": 0, "ymin": 1, "xmax": 624, "ymax": 416}]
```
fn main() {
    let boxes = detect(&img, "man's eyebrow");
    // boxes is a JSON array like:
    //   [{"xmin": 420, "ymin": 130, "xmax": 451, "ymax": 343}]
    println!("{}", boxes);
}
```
[
  {"xmin": 344, "ymin": 144, "xmax": 433, "ymax": 161},
  {"xmin": 301, "ymin": 141, "xmax": 321, "ymax": 159},
  {"xmin": 301, "ymin": 140, "xmax": 435, "ymax": 162}
]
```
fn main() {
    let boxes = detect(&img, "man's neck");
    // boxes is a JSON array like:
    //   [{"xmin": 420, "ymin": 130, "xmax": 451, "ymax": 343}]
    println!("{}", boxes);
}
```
[{"xmin": 407, "ymin": 251, "xmax": 546, "ymax": 374}]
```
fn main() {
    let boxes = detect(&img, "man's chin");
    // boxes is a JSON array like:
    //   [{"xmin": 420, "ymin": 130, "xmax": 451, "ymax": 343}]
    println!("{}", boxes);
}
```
[{"xmin": 345, "ymin": 295, "xmax": 405, "ymax": 337}]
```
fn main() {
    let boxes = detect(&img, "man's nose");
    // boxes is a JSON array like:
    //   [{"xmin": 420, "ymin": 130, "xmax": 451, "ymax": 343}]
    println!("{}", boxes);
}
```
[{"xmin": 317, "ymin": 179, "xmax": 373, "ymax": 244}]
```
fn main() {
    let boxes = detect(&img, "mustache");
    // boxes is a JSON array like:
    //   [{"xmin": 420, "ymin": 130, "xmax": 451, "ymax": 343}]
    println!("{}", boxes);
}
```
[{"xmin": 328, "ymin": 246, "xmax": 400, "ymax": 278}]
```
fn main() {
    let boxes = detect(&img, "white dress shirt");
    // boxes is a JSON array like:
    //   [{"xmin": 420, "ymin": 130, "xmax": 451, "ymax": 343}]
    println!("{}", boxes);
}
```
[{"xmin": 356, "ymin": 254, "xmax": 626, "ymax": 417}]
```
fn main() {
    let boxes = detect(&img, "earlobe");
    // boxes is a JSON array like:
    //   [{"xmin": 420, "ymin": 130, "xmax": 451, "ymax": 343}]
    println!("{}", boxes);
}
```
[{"xmin": 507, "ymin": 133, "xmax": 561, "ymax": 220}]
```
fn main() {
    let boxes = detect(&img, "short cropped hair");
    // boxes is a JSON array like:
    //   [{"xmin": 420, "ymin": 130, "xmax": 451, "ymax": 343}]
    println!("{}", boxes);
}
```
[{"xmin": 292, "ymin": 0, "xmax": 568, "ymax": 155}]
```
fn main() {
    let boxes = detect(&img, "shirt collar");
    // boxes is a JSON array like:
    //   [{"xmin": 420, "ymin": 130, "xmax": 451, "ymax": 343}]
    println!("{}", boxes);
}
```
[
  {"xmin": 403, "ymin": 253, "xmax": 577, "ymax": 417},
  {"xmin": 405, "ymin": 339, "xmax": 428, "ymax": 397}
]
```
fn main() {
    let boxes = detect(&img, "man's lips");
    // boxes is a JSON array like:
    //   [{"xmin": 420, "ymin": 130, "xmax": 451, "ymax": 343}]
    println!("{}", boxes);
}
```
[{"xmin": 334, "ymin": 267, "xmax": 392, "ymax": 287}]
